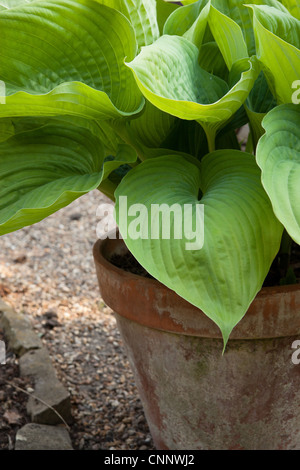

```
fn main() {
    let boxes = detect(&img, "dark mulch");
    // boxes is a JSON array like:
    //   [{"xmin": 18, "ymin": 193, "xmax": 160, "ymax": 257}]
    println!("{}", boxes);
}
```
[
  {"xmin": 0, "ymin": 330, "xmax": 31, "ymax": 450},
  {"xmin": 110, "ymin": 252, "xmax": 154, "ymax": 279}
]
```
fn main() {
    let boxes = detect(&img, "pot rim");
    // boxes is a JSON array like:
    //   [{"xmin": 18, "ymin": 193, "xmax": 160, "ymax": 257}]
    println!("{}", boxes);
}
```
[{"xmin": 93, "ymin": 237, "xmax": 300, "ymax": 340}]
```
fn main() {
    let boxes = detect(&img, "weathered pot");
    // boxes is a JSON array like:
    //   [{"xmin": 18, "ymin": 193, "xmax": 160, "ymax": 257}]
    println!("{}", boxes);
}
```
[{"xmin": 93, "ymin": 236, "xmax": 300, "ymax": 450}]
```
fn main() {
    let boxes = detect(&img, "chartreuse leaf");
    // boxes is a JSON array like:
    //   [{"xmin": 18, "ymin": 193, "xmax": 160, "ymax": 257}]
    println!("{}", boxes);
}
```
[
  {"xmin": 115, "ymin": 152, "xmax": 283, "ymax": 344},
  {"xmin": 0, "ymin": 120, "xmax": 137, "ymax": 235},
  {"xmin": 256, "ymin": 104, "xmax": 300, "ymax": 244},
  {"xmin": 97, "ymin": 0, "xmax": 160, "ymax": 49},
  {"xmin": 122, "ymin": 0, "xmax": 159, "ymax": 48},
  {"xmin": 183, "ymin": 2, "xmax": 210, "ymax": 47},
  {"xmin": 163, "ymin": 0, "xmax": 199, "ymax": 5},
  {"xmin": 211, "ymin": 0, "xmax": 289, "ymax": 56},
  {"xmin": 127, "ymin": 35, "xmax": 258, "ymax": 150},
  {"xmin": 156, "ymin": 0, "xmax": 180, "ymax": 34},
  {"xmin": 163, "ymin": 0, "xmax": 208, "ymax": 38},
  {"xmin": 4, "ymin": 0, "xmax": 161, "ymax": 50},
  {"xmin": 281, "ymin": 0, "xmax": 300, "ymax": 19},
  {"xmin": 0, "ymin": 0, "xmax": 143, "ymax": 120},
  {"xmin": 251, "ymin": 5, "xmax": 300, "ymax": 104},
  {"xmin": 208, "ymin": 5, "xmax": 248, "ymax": 69},
  {"xmin": 0, "ymin": 0, "xmax": 36, "ymax": 8}
]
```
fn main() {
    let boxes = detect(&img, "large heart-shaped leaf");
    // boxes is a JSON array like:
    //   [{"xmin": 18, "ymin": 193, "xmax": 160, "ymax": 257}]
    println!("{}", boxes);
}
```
[
  {"xmin": 0, "ymin": 120, "xmax": 137, "ymax": 234},
  {"xmin": 0, "ymin": 0, "xmax": 143, "ymax": 120},
  {"xmin": 251, "ymin": 4, "xmax": 300, "ymax": 104},
  {"xmin": 256, "ymin": 104, "xmax": 300, "ymax": 244},
  {"xmin": 115, "ymin": 152, "xmax": 283, "ymax": 343},
  {"xmin": 126, "ymin": 35, "xmax": 258, "ymax": 150}
]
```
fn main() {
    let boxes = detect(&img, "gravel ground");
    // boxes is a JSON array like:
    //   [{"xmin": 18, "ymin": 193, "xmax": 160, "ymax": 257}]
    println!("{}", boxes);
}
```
[{"xmin": 0, "ymin": 190, "xmax": 154, "ymax": 450}]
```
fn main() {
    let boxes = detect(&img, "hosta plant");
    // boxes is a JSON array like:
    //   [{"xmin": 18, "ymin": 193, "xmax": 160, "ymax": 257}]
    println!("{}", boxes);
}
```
[{"xmin": 0, "ymin": 0, "xmax": 299, "ymax": 346}]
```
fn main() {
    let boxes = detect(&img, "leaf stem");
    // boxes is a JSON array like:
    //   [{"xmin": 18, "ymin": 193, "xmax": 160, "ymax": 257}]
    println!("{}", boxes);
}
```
[
  {"xmin": 97, "ymin": 179, "xmax": 117, "ymax": 202},
  {"xmin": 202, "ymin": 125, "xmax": 216, "ymax": 153}
]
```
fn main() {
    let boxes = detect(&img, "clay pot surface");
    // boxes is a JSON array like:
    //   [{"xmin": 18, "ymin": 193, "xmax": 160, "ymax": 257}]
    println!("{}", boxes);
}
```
[{"xmin": 93, "ymin": 237, "xmax": 300, "ymax": 450}]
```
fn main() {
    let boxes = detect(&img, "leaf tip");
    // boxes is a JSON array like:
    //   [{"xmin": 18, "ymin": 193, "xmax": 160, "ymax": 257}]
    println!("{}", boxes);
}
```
[{"xmin": 220, "ymin": 325, "xmax": 234, "ymax": 355}]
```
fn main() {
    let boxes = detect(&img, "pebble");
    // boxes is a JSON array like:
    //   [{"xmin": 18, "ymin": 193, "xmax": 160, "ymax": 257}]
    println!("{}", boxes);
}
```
[{"xmin": 0, "ymin": 191, "xmax": 155, "ymax": 450}]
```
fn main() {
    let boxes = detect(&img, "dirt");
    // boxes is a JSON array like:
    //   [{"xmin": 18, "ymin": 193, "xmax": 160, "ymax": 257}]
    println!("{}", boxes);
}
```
[
  {"xmin": 0, "ymin": 330, "xmax": 32, "ymax": 450},
  {"xmin": 110, "ymin": 241, "xmax": 300, "ymax": 287},
  {"xmin": 109, "ymin": 252, "xmax": 154, "ymax": 279}
]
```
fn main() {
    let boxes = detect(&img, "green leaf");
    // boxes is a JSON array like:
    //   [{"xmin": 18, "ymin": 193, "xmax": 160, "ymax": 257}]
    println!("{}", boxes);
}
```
[
  {"xmin": 125, "ymin": 100, "xmax": 177, "ymax": 152},
  {"xmin": 245, "ymin": 70, "xmax": 276, "ymax": 146},
  {"xmin": 164, "ymin": 0, "xmax": 208, "ymax": 38},
  {"xmin": 251, "ymin": 4, "xmax": 300, "ymax": 48},
  {"xmin": 0, "ymin": 123, "xmax": 103, "ymax": 234},
  {"xmin": 124, "ymin": 0, "xmax": 160, "ymax": 48},
  {"xmin": 183, "ymin": 1, "xmax": 211, "ymax": 48},
  {"xmin": 218, "ymin": 105, "xmax": 249, "ymax": 138},
  {"xmin": 162, "ymin": 119, "xmax": 209, "ymax": 160},
  {"xmin": 107, "ymin": 0, "xmax": 160, "ymax": 49},
  {"xmin": 198, "ymin": 42, "xmax": 228, "ymax": 81},
  {"xmin": 156, "ymin": 0, "xmax": 181, "ymax": 34},
  {"xmin": 8, "ymin": 0, "xmax": 160, "ymax": 49},
  {"xmin": 212, "ymin": 0, "xmax": 289, "ymax": 56},
  {"xmin": 115, "ymin": 151, "xmax": 283, "ymax": 343},
  {"xmin": 127, "ymin": 35, "xmax": 259, "ymax": 148},
  {"xmin": 10, "ymin": 115, "xmax": 124, "ymax": 157},
  {"xmin": 102, "ymin": 144, "xmax": 137, "ymax": 181},
  {"xmin": 251, "ymin": 4, "xmax": 300, "ymax": 104},
  {"xmin": 281, "ymin": 0, "xmax": 300, "ymax": 19},
  {"xmin": 0, "ymin": 0, "xmax": 143, "ymax": 120},
  {"xmin": 0, "ymin": 119, "xmax": 15, "ymax": 142},
  {"xmin": 180, "ymin": 0, "xmax": 200, "ymax": 4},
  {"xmin": 208, "ymin": 4, "xmax": 249, "ymax": 70},
  {"xmin": 256, "ymin": 104, "xmax": 300, "ymax": 244},
  {"xmin": 0, "ymin": 0, "xmax": 36, "ymax": 8},
  {"xmin": 0, "ymin": 119, "xmax": 138, "ymax": 234},
  {"xmin": 246, "ymin": 71, "xmax": 276, "ymax": 114}
]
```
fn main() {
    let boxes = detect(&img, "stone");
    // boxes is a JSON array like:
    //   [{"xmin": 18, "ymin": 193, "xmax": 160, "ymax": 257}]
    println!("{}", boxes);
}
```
[
  {"xmin": 0, "ymin": 301, "xmax": 43, "ymax": 356},
  {"xmin": 15, "ymin": 424, "xmax": 73, "ymax": 450},
  {"xmin": 19, "ymin": 348, "xmax": 72, "ymax": 425}
]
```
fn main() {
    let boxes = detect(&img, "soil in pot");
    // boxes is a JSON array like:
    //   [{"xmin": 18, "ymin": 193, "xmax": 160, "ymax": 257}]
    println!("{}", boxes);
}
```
[{"xmin": 110, "ymin": 242, "xmax": 300, "ymax": 288}]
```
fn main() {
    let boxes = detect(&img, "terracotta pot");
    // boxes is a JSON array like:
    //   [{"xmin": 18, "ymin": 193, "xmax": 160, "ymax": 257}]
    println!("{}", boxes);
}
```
[{"xmin": 93, "ymin": 237, "xmax": 300, "ymax": 450}]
